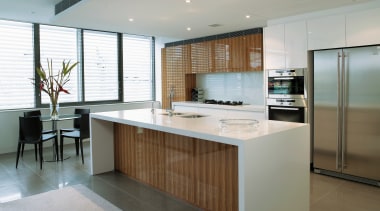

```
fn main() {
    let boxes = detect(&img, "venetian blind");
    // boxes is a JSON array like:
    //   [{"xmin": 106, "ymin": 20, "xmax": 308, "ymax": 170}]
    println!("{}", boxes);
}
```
[
  {"xmin": 0, "ymin": 20, "xmax": 34, "ymax": 109},
  {"xmin": 123, "ymin": 35, "xmax": 153, "ymax": 102},
  {"xmin": 83, "ymin": 30, "xmax": 118, "ymax": 101},
  {"xmin": 39, "ymin": 25, "xmax": 79, "ymax": 104}
]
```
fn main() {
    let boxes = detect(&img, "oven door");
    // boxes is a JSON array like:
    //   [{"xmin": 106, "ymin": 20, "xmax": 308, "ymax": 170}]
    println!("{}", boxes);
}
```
[
  {"xmin": 268, "ymin": 76, "xmax": 305, "ymax": 99},
  {"xmin": 268, "ymin": 106, "xmax": 306, "ymax": 123}
]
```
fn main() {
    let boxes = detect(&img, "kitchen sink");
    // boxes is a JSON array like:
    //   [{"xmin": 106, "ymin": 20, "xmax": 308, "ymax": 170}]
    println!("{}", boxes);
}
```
[
  {"xmin": 160, "ymin": 112, "xmax": 207, "ymax": 118},
  {"xmin": 178, "ymin": 114, "xmax": 207, "ymax": 118},
  {"xmin": 160, "ymin": 112, "xmax": 185, "ymax": 116}
]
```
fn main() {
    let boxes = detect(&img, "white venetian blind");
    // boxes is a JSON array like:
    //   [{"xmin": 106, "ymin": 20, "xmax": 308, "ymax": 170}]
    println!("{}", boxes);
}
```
[
  {"xmin": 0, "ymin": 20, "xmax": 34, "ymax": 109},
  {"xmin": 83, "ymin": 30, "xmax": 118, "ymax": 101},
  {"xmin": 123, "ymin": 35, "xmax": 153, "ymax": 102},
  {"xmin": 39, "ymin": 25, "xmax": 79, "ymax": 104}
]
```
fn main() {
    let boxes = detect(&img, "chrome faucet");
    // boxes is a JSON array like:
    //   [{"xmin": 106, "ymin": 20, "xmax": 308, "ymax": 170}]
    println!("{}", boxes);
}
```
[{"xmin": 168, "ymin": 87, "xmax": 175, "ymax": 116}]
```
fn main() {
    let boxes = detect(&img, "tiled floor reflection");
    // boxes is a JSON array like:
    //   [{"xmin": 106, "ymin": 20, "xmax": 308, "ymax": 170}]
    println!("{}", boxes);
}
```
[
  {"xmin": 310, "ymin": 173, "xmax": 380, "ymax": 211},
  {"xmin": 0, "ymin": 142, "xmax": 379, "ymax": 210}
]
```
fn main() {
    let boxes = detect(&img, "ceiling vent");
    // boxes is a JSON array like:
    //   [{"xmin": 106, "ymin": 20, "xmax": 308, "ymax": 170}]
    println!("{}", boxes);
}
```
[{"xmin": 208, "ymin": 24, "xmax": 222, "ymax": 27}]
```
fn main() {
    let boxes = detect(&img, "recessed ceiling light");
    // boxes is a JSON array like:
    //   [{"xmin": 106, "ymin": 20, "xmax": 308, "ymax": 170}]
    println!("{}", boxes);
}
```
[
  {"xmin": 185, "ymin": 0, "xmax": 191, "ymax": 3},
  {"xmin": 245, "ymin": 15, "xmax": 251, "ymax": 19},
  {"xmin": 187, "ymin": 27, "xmax": 191, "ymax": 31},
  {"xmin": 128, "ymin": 18, "xmax": 134, "ymax": 22}
]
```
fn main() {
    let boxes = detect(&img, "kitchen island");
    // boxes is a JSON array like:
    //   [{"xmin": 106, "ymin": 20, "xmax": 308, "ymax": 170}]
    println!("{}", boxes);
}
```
[{"xmin": 90, "ymin": 109, "xmax": 310, "ymax": 211}]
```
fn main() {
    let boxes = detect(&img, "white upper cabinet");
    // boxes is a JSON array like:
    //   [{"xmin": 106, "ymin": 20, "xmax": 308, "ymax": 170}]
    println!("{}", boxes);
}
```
[
  {"xmin": 346, "ymin": 7, "xmax": 380, "ymax": 47},
  {"xmin": 307, "ymin": 14, "xmax": 346, "ymax": 50},
  {"xmin": 285, "ymin": 21, "xmax": 307, "ymax": 68},
  {"xmin": 264, "ymin": 24, "xmax": 286, "ymax": 69},
  {"xmin": 264, "ymin": 21, "xmax": 307, "ymax": 69}
]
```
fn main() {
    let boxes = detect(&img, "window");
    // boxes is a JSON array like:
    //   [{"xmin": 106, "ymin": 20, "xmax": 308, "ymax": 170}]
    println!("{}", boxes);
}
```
[
  {"xmin": 123, "ymin": 35, "xmax": 153, "ymax": 101},
  {"xmin": 0, "ymin": 18, "xmax": 155, "ymax": 110},
  {"xmin": 39, "ymin": 25, "xmax": 80, "ymax": 104},
  {"xmin": 83, "ymin": 30, "xmax": 119, "ymax": 101},
  {"xmin": 0, "ymin": 20, "xmax": 34, "ymax": 109}
]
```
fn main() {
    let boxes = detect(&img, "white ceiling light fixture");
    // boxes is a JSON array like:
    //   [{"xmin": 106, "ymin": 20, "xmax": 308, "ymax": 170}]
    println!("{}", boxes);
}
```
[
  {"xmin": 185, "ymin": 0, "xmax": 191, "ymax": 3},
  {"xmin": 245, "ymin": 15, "xmax": 251, "ymax": 19},
  {"xmin": 187, "ymin": 27, "xmax": 191, "ymax": 31},
  {"xmin": 128, "ymin": 18, "xmax": 134, "ymax": 22}
]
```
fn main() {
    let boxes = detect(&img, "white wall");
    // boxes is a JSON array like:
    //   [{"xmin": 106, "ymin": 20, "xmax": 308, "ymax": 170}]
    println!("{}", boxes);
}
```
[
  {"xmin": 196, "ymin": 71, "xmax": 265, "ymax": 105},
  {"xmin": 0, "ymin": 101, "xmax": 160, "ymax": 155}
]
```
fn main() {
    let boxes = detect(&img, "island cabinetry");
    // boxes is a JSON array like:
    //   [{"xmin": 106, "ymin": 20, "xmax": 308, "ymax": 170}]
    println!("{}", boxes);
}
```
[{"xmin": 114, "ymin": 123, "xmax": 238, "ymax": 211}]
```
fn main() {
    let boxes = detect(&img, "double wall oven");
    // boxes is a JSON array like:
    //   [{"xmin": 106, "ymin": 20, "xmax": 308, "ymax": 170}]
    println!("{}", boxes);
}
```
[{"xmin": 266, "ymin": 68, "xmax": 308, "ymax": 123}]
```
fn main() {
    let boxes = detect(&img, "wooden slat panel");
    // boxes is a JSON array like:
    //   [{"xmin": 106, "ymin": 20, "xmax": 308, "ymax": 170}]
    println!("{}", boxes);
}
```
[
  {"xmin": 161, "ymin": 45, "xmax": 192, "ymax": 109},
  {"xmin": 114, "ymin": 123, "xmax": 238, "ymax": 211},
  {"xmin": 245, "ymin": 34, "xmax": 263, "ymax": 71},
  {"xmin": 164, "ymin": 133, "xmax": 195, "ymax": 202}
]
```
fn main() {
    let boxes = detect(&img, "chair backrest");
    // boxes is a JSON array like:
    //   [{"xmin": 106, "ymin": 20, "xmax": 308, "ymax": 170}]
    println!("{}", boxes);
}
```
[
  {"xmin": 19, "ymin": 116, "xmax": 42, "ymax": 143},
  {"xmin": 74, "ymin": 108, "xmax": 90, "ymax": 129},
  {"xmin": 79, "ymin": 113, "xmax": 90, "ymax": 139},
  {"xmin": 24, "ymin": 110, "xmax": 41, "ymax": 117}
]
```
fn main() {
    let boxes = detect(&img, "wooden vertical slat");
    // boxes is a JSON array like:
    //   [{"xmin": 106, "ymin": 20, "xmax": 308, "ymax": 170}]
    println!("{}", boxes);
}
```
[{"xmin": 114, "ymin": 123, "xmax": 238, "ymax": 211}]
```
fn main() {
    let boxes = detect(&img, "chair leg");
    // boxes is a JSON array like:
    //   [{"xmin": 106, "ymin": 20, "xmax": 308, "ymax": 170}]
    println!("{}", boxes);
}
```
[
  {"xmin": 39, "ymin": 143, "xmax": 43, "ymax": 169},
  {"xmin": 79, "ymin": 139, "xmax": 84, "ymax": 164},
  {"xmin": 60, "ymin": 135, "xmax": 64, "ymax": 162},
  {"xmin": 16, "ymin": 143, "xmax": 22, "ymax": 168},
  {"xmin": 34, "ymin": 144, "xmax": 38, "ymax": 161},
  {"xmin": 21, "ymin": 143, "xmax": 25, "ymax": 157},
  {"xmin": 75, "ymin": 139, "xmax": 79, "ymax": 156}
]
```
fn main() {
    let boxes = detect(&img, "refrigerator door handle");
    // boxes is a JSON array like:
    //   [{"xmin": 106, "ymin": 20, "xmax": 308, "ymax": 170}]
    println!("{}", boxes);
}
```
[
  {"xmin": 336, "ymin": 51, "xmax": 342, "ymax": 170},
  {"xmin": 341, "ymin": 52, "xmax": 347, "ymax": 169}
]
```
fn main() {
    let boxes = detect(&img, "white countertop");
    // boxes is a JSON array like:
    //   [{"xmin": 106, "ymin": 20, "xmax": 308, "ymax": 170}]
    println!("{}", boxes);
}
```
[
  {"xmin": 91, "ymin": 108, "xmax": 306, "ymax": 146},
  {"xmin": 173, "ymin": 101, "xmax": 265, "ymax": 112}
]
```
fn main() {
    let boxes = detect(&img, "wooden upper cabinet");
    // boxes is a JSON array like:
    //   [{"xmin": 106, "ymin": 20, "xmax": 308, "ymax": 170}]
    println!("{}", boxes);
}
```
[
  {"xmin": 190, "ymin": 41, "xmax": 213, "ymax": 73},
  {"xmin": 212, "ymin": 34, "xmax": 263, "ymax": 72},
  {"xmin": 161, "ymin": 45, "xmax": 192, "ymax": 109},
  {"xmin": 245, "ymin": 33, "xmax": 263, "ymax": 71},
  {"xmin": 214, "ymin": 38, "xmax": 229, "ymax": 72}
]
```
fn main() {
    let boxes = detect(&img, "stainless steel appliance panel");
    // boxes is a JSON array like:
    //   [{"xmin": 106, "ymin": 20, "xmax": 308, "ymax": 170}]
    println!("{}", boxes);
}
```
[
  {"xmin": 313, "ymin": 49, "xmax": 341, "ymax": 172},
  {"xmin": 313, "ymin": 46, "xmax": 380, "ymax": 182},
  {"xmin": 342, "ymin": 46, "xmax": 380, "ymax": 180}
]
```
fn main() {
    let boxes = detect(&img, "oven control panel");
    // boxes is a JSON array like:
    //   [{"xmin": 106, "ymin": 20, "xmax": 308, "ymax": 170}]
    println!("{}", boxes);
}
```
[{"xmin": 267, "ymin": 98, "xmax": 307, "ymax": 107}]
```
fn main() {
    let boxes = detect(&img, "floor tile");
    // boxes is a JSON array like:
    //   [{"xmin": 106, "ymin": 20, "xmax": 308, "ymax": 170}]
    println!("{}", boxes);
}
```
[{"xmin": 1, "ymin": 142, "xmax": 379, "ymax": 210}]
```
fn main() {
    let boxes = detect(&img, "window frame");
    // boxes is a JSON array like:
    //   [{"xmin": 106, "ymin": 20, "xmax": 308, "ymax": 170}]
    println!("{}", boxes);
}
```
[{"xmin": 16, "ymin": 22, "xmax": 156, "ymax": 110}]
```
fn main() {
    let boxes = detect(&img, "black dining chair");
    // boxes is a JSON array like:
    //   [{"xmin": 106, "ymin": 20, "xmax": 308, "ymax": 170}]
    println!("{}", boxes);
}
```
[
  {"xmin": 60, "ymin": 108, "xmax": 90, "ymax": 156},
  {"xmin": 22, "ymin": 110, "xmax": 56, "ymax": 158},
  {"xmin": 16, "ymin": 116, "xmax": 58, "ymax": 169},
  {"xmin": 60, "ymin": 113, "xmax": 89, "ymax": 164}
]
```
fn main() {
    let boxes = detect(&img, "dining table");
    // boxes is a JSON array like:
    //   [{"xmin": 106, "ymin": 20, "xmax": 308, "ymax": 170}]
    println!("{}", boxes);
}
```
[{"xmin": 41, "ymin": 114, "xmax": 81, "ymax": 161}]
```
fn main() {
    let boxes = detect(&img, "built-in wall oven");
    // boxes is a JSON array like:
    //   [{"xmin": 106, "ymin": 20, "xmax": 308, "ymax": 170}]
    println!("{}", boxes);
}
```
[{"xmin": 266, "ymin": 68, "xmax": 308, "ymax": 123}]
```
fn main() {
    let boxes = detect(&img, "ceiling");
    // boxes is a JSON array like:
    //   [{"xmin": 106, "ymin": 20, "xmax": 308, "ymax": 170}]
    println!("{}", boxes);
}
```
[{"xmin": 0, "ymin": 0, "xmax": 377, "ymax": 40}]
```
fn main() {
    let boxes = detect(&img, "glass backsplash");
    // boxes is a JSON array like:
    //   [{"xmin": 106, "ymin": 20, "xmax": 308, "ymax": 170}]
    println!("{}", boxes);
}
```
[{"xmin": 196, "ymin": 71, "xmax": 264, "ymax": 105}]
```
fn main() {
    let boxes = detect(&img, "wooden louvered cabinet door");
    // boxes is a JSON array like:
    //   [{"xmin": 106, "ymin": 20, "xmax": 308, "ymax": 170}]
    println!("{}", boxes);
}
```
[
  {"xmin": 161, "ymin": 45, "xmax": 193, "ymax": 109},
  {"xmin": 190, "ymin": 41, "xmax": 213, "ymax": 73},
  {"xmin": 214, "ymin": 38, "xmax": 230, "ymax": 72}
]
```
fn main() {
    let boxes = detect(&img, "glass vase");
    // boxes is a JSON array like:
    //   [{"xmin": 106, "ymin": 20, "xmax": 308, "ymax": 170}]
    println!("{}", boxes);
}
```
[{"xmin": 50, "ymin": 101, "xmax": 59, "ymax": 120}]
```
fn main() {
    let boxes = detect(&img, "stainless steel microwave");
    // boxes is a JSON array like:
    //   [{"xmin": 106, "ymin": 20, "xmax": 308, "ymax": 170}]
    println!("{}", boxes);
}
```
[{"xmin": 267, "ymin": 68, "xmax": 307, "ymax": 99}]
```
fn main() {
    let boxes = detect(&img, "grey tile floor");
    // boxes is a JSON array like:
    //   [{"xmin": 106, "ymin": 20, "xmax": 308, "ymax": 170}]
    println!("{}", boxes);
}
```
[{"xmin": 0, "ymin": 142, "xmax": 379, "ymax": 211}]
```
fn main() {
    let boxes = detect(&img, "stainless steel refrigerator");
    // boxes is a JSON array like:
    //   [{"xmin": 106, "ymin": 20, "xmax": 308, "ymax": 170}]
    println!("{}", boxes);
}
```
[{"xmin": 313, "ymin": 45, "xmax": 380, "ymax": 185}]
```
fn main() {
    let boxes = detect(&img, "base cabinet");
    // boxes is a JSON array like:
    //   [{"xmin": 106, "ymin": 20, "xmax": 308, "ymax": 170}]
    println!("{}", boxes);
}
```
[{"xmin": 114, "ymin": 124, "xmax": 238, "ymax": 211}]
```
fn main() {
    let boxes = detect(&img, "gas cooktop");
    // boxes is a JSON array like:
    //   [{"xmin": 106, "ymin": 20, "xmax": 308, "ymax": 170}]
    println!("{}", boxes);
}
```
[{"xmin": 204, "ymin": 99, "xmax": 243, "ymax": 106}]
